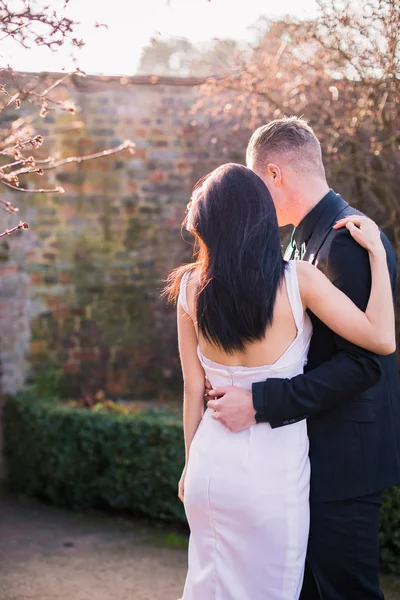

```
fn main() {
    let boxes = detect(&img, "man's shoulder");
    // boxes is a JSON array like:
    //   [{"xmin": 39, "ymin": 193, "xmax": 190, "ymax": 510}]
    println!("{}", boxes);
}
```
[
  {"xmin": 320, "ymin": 202, "xmax": 396, "ymax": 265},
  {"xmin": 340, "ymin": 203, "xmax": 363, "ymax": 218},
  {"xmin": 317, "ymin": 202, "xmax": 363, "ymax": 265}
]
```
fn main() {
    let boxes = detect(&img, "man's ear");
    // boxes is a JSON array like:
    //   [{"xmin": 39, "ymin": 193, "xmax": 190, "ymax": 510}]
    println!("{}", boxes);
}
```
[{"xmin": 266, "ymin": 163, "xmax": 282, "ymax": 185}]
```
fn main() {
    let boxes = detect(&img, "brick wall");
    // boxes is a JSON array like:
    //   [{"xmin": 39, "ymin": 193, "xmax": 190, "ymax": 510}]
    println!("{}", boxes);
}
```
[{"xmin": 0, "ymin": 74, "xmax": 223, "ymax": 400}]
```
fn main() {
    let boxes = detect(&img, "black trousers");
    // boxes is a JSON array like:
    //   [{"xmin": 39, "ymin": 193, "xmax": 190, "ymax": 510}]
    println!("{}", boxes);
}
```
[{"xmin": 300, "ymin": 491, "xmax": 384, "ymax": 600}]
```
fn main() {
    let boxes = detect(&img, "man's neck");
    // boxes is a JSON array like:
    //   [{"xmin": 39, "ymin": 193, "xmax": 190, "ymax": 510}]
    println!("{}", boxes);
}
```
[{"xmin": 290, "ymin": 182, "xmax": 330, "ymax": 227}]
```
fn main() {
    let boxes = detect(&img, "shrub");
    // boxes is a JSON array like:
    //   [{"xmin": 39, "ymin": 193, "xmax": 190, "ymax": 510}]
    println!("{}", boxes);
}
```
[
  {"xmin": 380, "ymin": 485, "xmax": 400, "ymax": 575},
  {"xmin": 3, "ymin": 393, "xmax": 186, "ymax": 522},
  {"xmin": 3, "ymin": 393, "xmax": 400, "ymax": 574}
]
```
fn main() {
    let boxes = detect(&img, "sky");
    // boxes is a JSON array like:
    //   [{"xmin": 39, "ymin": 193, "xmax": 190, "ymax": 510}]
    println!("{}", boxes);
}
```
[{"xmin": 0, "ymin": 0, "xmax": 318, "ymax": 75}]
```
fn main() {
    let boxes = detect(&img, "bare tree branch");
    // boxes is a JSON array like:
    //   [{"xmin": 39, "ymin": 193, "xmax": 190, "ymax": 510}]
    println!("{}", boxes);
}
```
[
  {"xmin": 0, "ymin": 5, "xmax": 137, "ymax": 238},
  {"xmin": 0, "ymin": 221, "xmax": 29, "ymax": 238}
]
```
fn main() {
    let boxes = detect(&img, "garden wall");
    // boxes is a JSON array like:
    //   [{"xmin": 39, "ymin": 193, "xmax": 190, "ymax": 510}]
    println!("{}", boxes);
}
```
[{"xmin": 0, "ymin": 74, "xmax": 220, "ymax": 400}]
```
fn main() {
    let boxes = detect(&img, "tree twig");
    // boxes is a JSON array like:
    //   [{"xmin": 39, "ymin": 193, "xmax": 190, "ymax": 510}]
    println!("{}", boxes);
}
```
[{"xmin": 0, "ymin": 221, "xmax": 28, "ymax": 238}]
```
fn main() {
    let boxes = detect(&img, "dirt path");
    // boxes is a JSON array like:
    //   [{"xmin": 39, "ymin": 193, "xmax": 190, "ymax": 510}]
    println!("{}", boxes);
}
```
[
  {"xmin": 0, "ymin": 496, "xmax": 188, "ymax": 600},
  {"xmin": 0, "ymin": 495, "xmax": 398, "ymax": 600}
]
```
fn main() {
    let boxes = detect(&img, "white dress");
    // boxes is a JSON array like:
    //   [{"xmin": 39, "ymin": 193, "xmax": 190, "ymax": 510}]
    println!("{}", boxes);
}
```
[{"xmin": 178, "ymin": 261, "xmax": 313, "ymax": 600}]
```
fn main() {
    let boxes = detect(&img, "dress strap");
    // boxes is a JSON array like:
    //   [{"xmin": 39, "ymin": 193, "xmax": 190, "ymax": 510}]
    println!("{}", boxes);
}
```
[
  {"xmin": 284, "ymin": 261, "xmax": 304, "ymax": 332},
  {"xmin": 178, "ymin": 270, "xmax": 192, "ymax": 315}
]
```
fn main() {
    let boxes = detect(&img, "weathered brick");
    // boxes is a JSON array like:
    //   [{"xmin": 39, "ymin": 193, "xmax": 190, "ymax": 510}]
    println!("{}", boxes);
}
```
[
  {"xmin": 86, "ymin": 128, "xmax": 115, "ymax": 136},
  {"xmin": 30, "ymin": 340, "xmax": 47, "ymax": 355},
  {"xmin": 0, "ymin": 75, "xmax": 217, "ymax": 398}
]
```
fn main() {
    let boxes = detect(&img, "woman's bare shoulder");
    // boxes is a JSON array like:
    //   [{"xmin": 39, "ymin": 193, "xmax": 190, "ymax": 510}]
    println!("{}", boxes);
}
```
[
  {"xmin": 294, "ymin": 260, "xmax": 324, "ymax": 305},
  {"xmin": 294, "ymin": 260, "xmax": 320, "ymax": 281},
  {"xmin": 185, "ymin": 267, "xmax": 201, "ymax": 315},
  {"xmin": 185, "ymin": 267, "xmax": 201, "ymax": 291}
]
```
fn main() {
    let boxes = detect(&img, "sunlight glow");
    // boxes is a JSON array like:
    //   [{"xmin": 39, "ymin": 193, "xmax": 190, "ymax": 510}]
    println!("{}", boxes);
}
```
[{"xmin": 0, "ymin": 0, "xmax": 317, "ymax": 75}]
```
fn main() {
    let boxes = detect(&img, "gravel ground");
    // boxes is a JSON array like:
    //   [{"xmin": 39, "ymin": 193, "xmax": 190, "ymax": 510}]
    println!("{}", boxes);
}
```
[
  {"xmin": 0, "ymin": 496, "xmax": 188, "ymax": 600},
  {"xmin": 0, "ymin": 495, "xmax": 398, "ymax": 600}
]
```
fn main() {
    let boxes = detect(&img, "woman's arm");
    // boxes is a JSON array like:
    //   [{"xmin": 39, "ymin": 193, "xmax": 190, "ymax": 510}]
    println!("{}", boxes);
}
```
[
  {"xmin": 177, "ymin": 302, "xmax": 205, "ymax": 463},
  {"xmin": 297, "ymin": 215, "xmax": 396, "ymax": 355}
]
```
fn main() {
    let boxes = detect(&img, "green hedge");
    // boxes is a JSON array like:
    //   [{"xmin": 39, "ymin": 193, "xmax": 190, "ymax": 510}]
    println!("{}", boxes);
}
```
[
  {"xmin": 3, "ymin": 393, "xmax": 186, "ymax": 522},
  {"xmin": 3, "ymin": 394, "xmax": 400, "ymax": 574},
  {"xmin": 380, "ymin": 484, "xmax": 400, "ymax": 574}
]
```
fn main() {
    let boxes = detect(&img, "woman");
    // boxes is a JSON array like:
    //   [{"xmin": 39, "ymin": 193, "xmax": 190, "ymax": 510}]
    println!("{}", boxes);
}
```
[{"xmin": 164, "ymin": 164, "xmax": 395, "ymax": 600}]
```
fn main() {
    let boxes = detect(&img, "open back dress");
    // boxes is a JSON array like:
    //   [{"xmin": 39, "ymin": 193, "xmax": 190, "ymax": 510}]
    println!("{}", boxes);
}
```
[{"xmin": 178, "ymin": 261, "xmax": 313, "ymax": 600}]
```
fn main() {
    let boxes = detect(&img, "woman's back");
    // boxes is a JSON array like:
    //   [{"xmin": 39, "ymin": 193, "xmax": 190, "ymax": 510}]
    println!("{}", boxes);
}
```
[{"xmin": 179, "ymin": 260, "xmax": 312, "ymax": 374}]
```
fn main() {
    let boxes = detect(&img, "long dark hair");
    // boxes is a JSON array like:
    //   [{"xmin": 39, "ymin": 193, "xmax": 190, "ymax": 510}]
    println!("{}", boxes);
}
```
[{"xmin": 164, "ymin": 163, "xmax": 286, "ymax": 353}]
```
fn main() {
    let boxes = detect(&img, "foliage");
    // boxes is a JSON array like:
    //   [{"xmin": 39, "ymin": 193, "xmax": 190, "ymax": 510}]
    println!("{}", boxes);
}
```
[
  {"xmin": 25, "ymin": 365, "xmax": 63, "ymax": 402},
  {"xmin": 380, "ymin": 484, "xmax": 400, "ymax": 575},
  {"xmin": 0, "ymin": 0, "xmax": 81, "ymax": 51},
  {"xmin": 3, "ymin": 393, "xmax": 186, "ymax": 521},
  {"xmin": 137, "ymin": 36, "xmax": 243, "ymax": 77},
  {"xmin": 194, "ymin": 0, "xmax": 400, "ymax": 333},
  {"xmin": 23, "ymin": 365, "xmax": 178, "ymax": 415},
  {"xmin": 4, "ymin": 392, "xmax": 400, "ymax": 573}
]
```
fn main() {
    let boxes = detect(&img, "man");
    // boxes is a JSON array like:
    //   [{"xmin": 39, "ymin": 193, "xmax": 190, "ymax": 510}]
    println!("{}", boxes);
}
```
[{"xmin": 207, "ymin": 117, "xmax": 400, "ymax": 599}]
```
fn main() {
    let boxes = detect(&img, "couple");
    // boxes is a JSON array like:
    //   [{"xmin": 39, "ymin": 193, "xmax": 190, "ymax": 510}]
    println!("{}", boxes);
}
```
[{"xmin": 166, "ymin": 117, "xmax": 400, "ymax": 599}]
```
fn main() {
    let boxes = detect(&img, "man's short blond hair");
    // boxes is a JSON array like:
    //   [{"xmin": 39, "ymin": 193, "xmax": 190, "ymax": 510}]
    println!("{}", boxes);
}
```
[{"xmin": 246, "ymin": 116, "xmax": 325, "ymax": 177}]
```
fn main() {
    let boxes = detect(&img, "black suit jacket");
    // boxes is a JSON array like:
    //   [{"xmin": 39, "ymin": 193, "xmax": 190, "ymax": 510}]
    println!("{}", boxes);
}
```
[{"xmin": 253, "ymin": 193, "xmax": 400, "ymax": 502}]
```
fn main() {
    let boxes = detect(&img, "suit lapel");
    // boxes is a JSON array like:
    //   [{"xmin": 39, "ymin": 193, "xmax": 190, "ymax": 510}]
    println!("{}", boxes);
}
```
[{"xmin": 302, "ymin": 194, "xmax": 349, "ymax": 264}]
